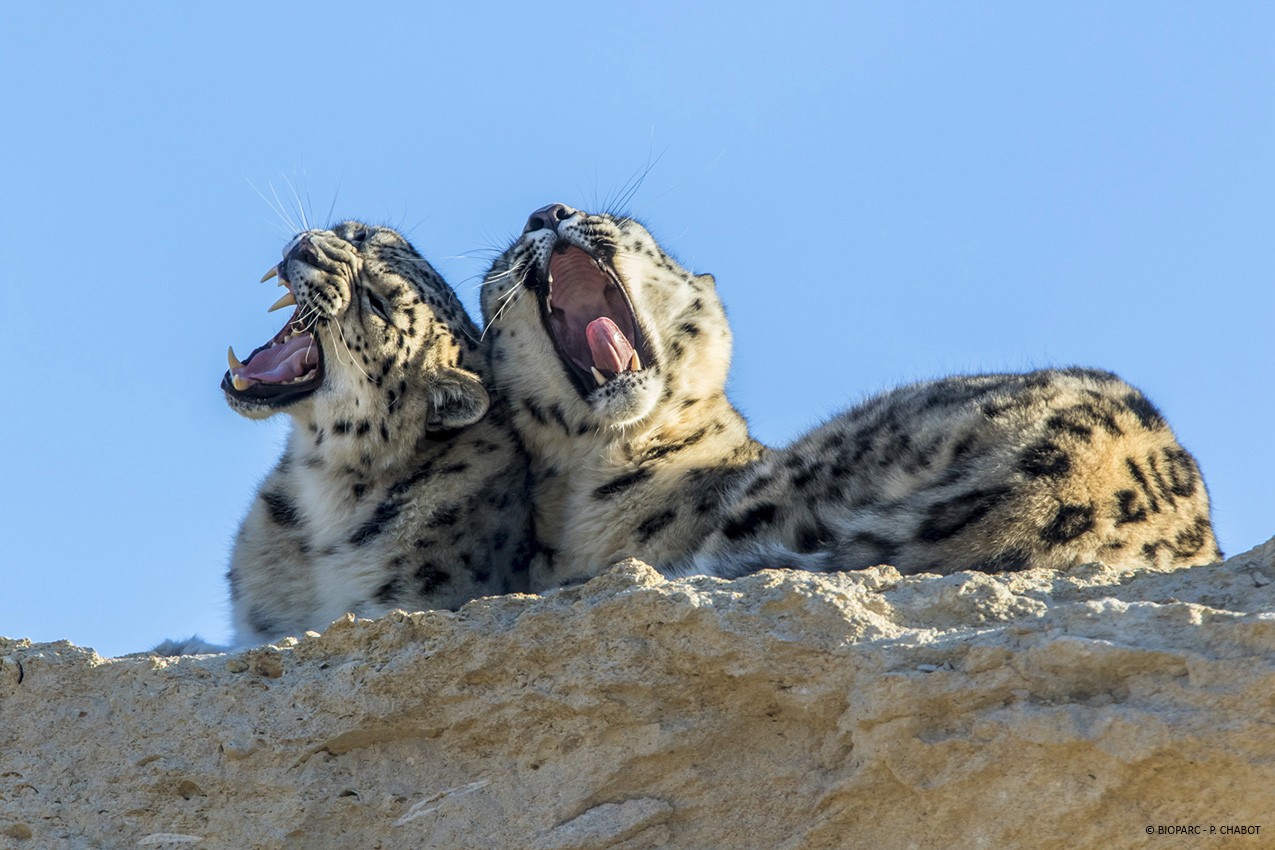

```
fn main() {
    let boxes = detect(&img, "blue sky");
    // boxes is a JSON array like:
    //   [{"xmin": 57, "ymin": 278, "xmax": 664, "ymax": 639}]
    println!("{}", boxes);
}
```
[{"xmin": 3, "ymin": 3, "xmax": 1271, "ymax": 657}]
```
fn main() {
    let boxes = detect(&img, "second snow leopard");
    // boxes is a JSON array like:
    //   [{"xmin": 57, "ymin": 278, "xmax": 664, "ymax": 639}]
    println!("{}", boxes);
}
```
[
  {"xmin": 220, "ymin": 221, "xmax": 532, "ymax": 647},
  {"xmin": 480, "ymin": 204, "xmax": 1220, "ymax": 585}
]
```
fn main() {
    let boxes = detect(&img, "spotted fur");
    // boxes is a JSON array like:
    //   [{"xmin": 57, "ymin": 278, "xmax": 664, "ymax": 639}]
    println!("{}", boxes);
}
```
[
  {"xmin": 481, "ymin": 207, "xmax": 1220, "ymax": 586},
  {"xmin": 224, "ymin": 221, "xmax": 532, "ymax": 647}
]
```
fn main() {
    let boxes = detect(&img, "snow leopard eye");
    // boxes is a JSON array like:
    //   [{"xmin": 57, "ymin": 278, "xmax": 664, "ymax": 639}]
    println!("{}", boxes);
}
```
[{"xmin": 365, "ymin": 291, "xmax": 390, "ymax": 322}]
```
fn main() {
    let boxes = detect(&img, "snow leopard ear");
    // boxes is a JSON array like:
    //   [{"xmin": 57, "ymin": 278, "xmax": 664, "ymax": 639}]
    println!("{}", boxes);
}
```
[
  {"xmin": 426, "ymin": 367, "xmax": 490, "ymax": 430},
  {"xmin": 696, "ymin": 273, "xmax": 716, "ymax": 289}
]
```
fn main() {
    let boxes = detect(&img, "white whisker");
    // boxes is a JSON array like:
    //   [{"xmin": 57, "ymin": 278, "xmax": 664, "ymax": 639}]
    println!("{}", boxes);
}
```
[
  {"xmin": 481, "ymin": 263, "xmax": 527, "ymax": 341},
  {"xmin": 248, "ymin": 178, "xmax": 300, "ymax": 236},
  {"xmin": 283, "ymin": 173, "xmax": 310, "ymax": 231}
]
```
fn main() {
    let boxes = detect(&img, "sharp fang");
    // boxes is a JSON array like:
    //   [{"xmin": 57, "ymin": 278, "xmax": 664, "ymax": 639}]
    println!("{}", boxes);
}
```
[
  {"xmin": 591, "ymin": 366, "xmax": 607, "ymax": 386},
  {"xmin": 268, "ymin": 291, "xmax": 297, "ymax": 312},
  {"xmin": 629, "ymin": 350, "xmax": 642, "ymax": 371},
  {"xmin": 231, "ymin": 374, "xmax": 252, "ymax": 391},
  {"xmin": 228, "ymin": 345, "xmax": 245, "ymax": 370},
  {"xmin": 260, "ymin": 266, "xmax": 279, "ymax": 283}
]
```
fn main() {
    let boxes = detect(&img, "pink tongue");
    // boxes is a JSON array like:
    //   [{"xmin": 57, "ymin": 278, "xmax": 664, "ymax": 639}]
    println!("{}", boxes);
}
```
[
  {"xmin": 586, "ymin": 317, "xmax": 635, "ymax": 373},
  {"xmin": 233, "ymin": 333, "xmax": 318, "ymax": 387}
]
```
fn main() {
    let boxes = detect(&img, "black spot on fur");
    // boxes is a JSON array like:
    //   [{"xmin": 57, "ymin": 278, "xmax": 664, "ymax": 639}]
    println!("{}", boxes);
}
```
[
  {"xmin": 333, "ymin": 420, "xmax": 351, "ymax": 435},
  {"xmin": 415, "ymin": 561, "xmax": 452, "ymax": 594},
  {"xmin": 356, "ymin": 421, "xmax": 371, "ymax": 437},
  {"xmin": 1125, "ymin": 458, "xmax": 1161, "ymax": 514},
  {"xmin": 950, "ymin": 435, "xmax": 978, "ymax": 461},
  {"xmin": 1161, "ymin": 448, "xmax": 1199, "ymax": 498},
  {"xmin": 438, "ymin": 462, "xmax": 470, "ymax": 476},
  {"xmin": 842, "ymin": 531, "xmax": 897, "ymax": 565},
  {"xmin": 918, "ymin": 488, "xmax": 1010, "ymax": 542},
  {"xmin": 1019, "ymin": 441, "xmax": 1072, "ymax": 478},
  {"xmin": 427, "ymin": 504, "xmax": 461, "ymax": 528},
  {"xmin": 1048, "ymin": 403, "xmax": 1123, "ymax": 441},
  {"xmin": 1040, "ymin": 503, "xmax": 1095, "ymax": 545},
  {"xmin": 1144, "ymin": 454, "xmax": 1178, "ymax": 507},
  {"xmin": 375, "ymin": 578, "xmax": 403, "ymax": 603},
  {"xmin": 260, "ymin": 491, "xmax": 301, "ymax": 528},
  {"xmin": 523, "ymin": 398, "xmax": 549, "ymax": 426},
  {"xmin": 1114, "ymin": 490, "xmax": 1147, "ymax": 525},
  {"xmin": 1046, "ymin": 411, "xmax": 1092, "ymax": 441},
  {"xmin": 349, "ymin": 500, "xmax": 401, "ymax": 546},
  {"xmin": 723, "ymin": 503, "xmax": 779, "ymax": 541},
  {"xmin": 1063, "ymin": 367, "xmax": 1120, "ymax": 383},
  {"xmin": 388, "ymin": 461, "xmax": 435, "ymax": 497},
  {"xmin": 643, "ymin": 428, "xmax": 708, "ymax": 462},
  {"xmin": 1124, "ymin": 392, "xmax": 1166, "ymax": 430},
  {"xmin": 792, "ymin": 466, "xmax": 819, "ymax": 489},
  {"xmin": 594, "ymin": 467, "xmax": 653, "ymax": 499},
  {"xmin": 352, "ymin": 483, "xmax": 367, "ymax": 501},
  {"xmin": 970, "ymin": 548, "xmax": 1033, "ymax": 573},
  {"xmin": 794, "ymin": 521, "xmax": 833, "ymax": 554},
  {"xmin": 549, "ymin": 404, "xmax": 571, "ymax": 434},
  {"xmin": 636, "ymin": 508, "xmax": 678, "ymax": 543},
  {"xmin": 743, "ymin": 474, "xmax": 773, "ymax": 498},
  {"xmin": 1171, "ymin": 517, "xmax": 1211, "ymax": 559}
]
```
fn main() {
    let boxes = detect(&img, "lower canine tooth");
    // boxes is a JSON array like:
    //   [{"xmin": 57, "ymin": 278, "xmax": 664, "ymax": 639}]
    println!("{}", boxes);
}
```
[
  {"xmin": 629, "ymin": 350, "xmax": 642, "ymax": 371},
  {"xmin": 231, "ymin": 375, "xmax": 252, "ymax": 391},
  {"xmin": 591, "ymin": 366, "xmax": 606, "ymax": 386},
  {"xmin": 228, "ymin": 346, "xmax": 245, "ymax": 370}
]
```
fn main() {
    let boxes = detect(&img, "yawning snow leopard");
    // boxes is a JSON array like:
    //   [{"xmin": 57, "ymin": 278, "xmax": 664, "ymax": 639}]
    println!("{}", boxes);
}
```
[
  {"xmin": 216, "ymin": 221, "xmax": 532, "ymax": 647},
  {"xmin": 479, "ymin": 204, "xmax": 1220, "ymax": 585}
]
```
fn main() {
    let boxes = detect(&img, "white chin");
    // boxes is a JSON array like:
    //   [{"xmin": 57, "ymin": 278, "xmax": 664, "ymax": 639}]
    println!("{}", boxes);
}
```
[{"xmin": 589, "ymin": 373, "xmax": 659, "ymax": 427}]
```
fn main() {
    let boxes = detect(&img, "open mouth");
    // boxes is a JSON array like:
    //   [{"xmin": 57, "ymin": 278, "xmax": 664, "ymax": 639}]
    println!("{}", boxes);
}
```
[
  {"xmin": 537, "ymin": 246, "xmax": 651, "ymax": 397},
  {"xmin": 222, "ymin": 267, "xmax": 324, "ymax": 406}
]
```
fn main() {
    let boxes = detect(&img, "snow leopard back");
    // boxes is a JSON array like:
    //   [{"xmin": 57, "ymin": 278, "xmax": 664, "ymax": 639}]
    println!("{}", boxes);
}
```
[{"xmin": 686, "ymin": 368, "xmax": 1220, "ymax": 577}]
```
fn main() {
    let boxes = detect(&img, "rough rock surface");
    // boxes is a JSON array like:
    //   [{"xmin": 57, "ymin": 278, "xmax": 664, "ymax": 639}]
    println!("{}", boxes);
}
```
[{"xmin": 3, "ymin": 538, "xmax": 1275, "ymax": 850}]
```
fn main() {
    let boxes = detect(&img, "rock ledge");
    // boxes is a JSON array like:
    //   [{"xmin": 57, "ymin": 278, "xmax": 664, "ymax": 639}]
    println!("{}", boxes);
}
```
[{"xmin": 3, "ymin": 538, "xmax": 1275, "ymax": 849}]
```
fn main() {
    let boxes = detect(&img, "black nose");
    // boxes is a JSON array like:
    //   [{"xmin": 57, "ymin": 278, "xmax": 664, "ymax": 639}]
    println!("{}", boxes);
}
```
[{"xmin": 524, "ymin": 203, "xmax": 577, "ymax": 234}]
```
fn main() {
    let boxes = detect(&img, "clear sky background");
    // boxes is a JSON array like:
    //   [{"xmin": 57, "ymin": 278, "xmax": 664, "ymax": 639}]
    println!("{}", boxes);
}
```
[{"xmin": 3, "ymin": 3, "xmax": 1272, "ymax": 657}]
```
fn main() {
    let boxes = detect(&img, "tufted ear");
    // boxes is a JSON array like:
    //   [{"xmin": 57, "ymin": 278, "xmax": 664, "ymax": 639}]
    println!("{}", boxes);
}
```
[{"xmin": 426, "ymin": 366, "xmax": 490, "ymax": 430}]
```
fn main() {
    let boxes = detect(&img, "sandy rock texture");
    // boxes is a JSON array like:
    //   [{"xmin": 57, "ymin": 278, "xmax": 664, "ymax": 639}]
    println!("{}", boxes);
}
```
[{"xmin": 3, "ymin": 538, "xmax": 1275, "ymax": 849}]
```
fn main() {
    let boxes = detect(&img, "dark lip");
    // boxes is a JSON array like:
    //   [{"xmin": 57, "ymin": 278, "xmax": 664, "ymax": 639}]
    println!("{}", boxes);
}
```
[
  {"xmin": 222, "ymin": 275, "xmax": 325, "ymax": 408},
  {"xmin": 531, "ymin": 245, "xmax": 653, "ymax": 400},
  {"xmin": 220, "ymin": 348, "xmax": 325, "ymax": 407}
]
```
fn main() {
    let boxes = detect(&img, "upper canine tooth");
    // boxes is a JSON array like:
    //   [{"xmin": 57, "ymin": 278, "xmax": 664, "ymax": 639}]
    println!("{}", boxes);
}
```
[
  {"xmin": 260, "ymin": 266, "xmax": 279, "ymax": 283},
  {"xmin": 629, "ymin": 350, "xmax": 642, "ymax": 371},
  {"xmin": 591, "ymin": 366, "xmax": 607, "ymax": 386},
  {"xmin": 268, "ymin": 291, "xmax": 298, "ymax": 313},
  {"xmin": 228, "ymin": 345, "xmax": 245, "ymax": 370}
]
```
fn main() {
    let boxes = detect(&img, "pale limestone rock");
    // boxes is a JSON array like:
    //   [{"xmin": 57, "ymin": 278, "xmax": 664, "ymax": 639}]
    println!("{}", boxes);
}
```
[{"xmin": 2, "ymin": 538, "xmax": 1274, "ymax": 849}]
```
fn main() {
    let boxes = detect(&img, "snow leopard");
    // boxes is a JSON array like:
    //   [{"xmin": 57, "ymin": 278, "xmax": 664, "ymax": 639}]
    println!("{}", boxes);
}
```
[
  {"xmin": 478, "ymin": 203, "xmax": 1220, "ymax": 586},
  {"xmin": 211, "ymin": 221, "xmax": 532, "ymax": 648}
]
